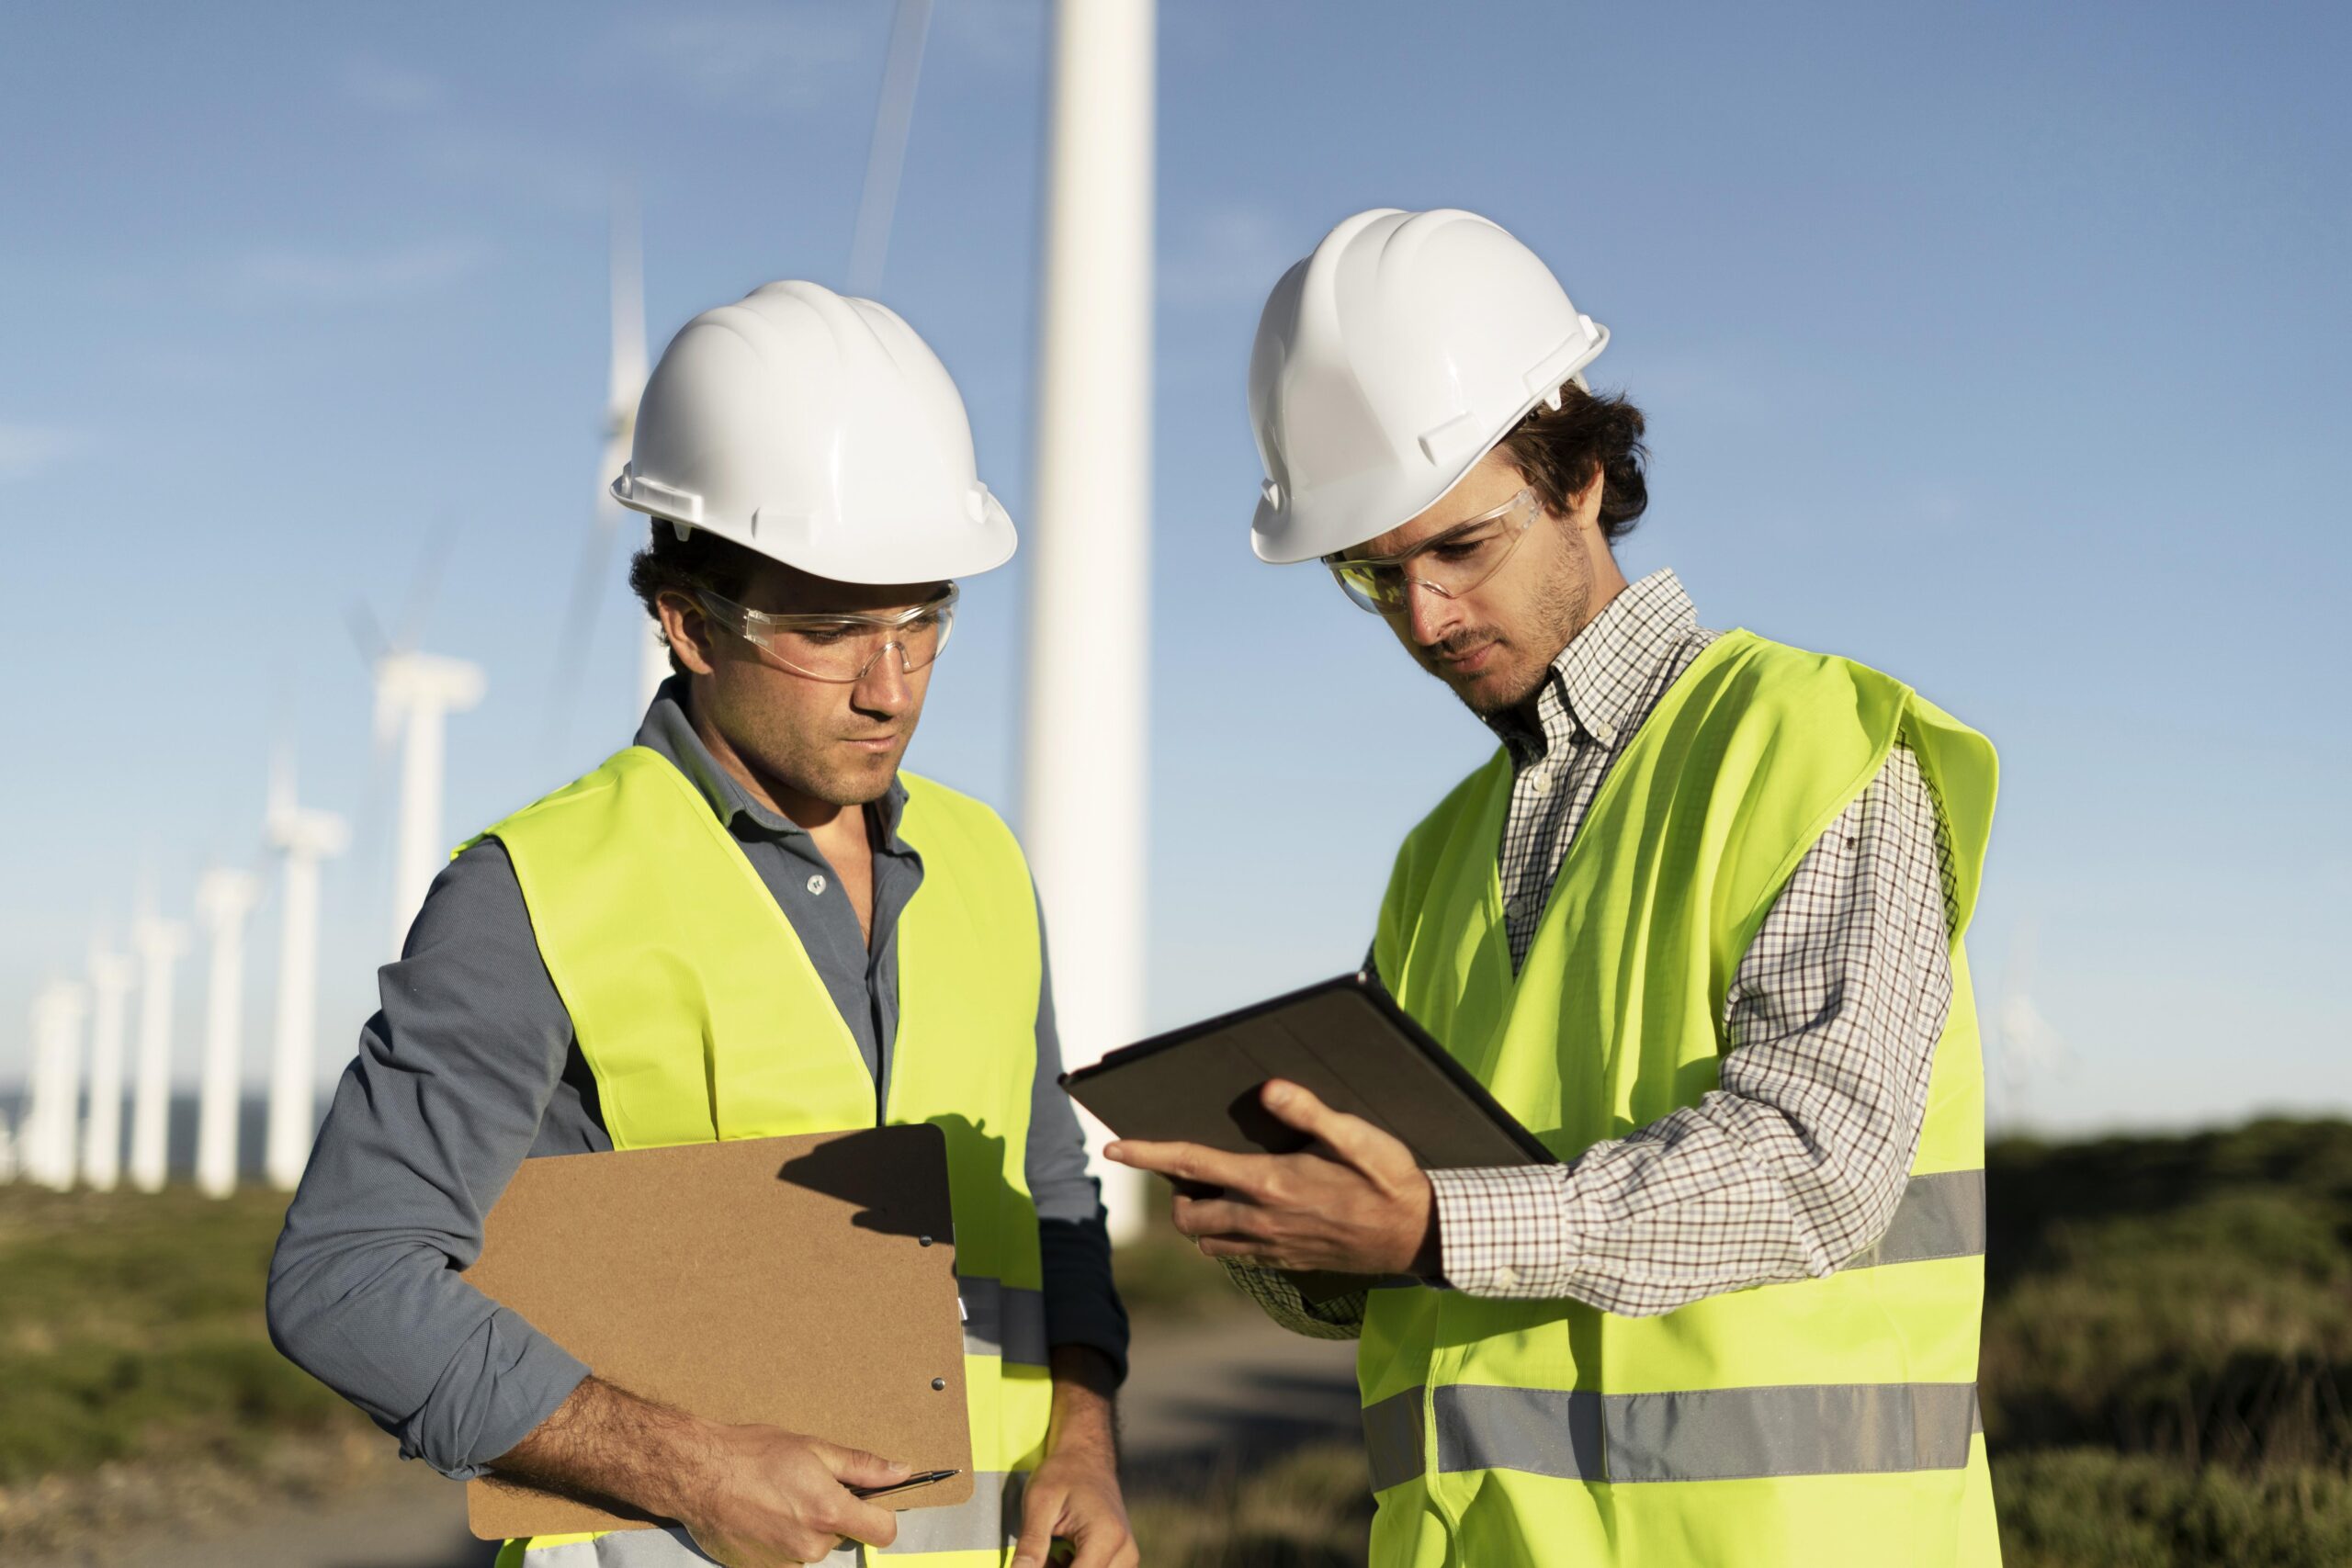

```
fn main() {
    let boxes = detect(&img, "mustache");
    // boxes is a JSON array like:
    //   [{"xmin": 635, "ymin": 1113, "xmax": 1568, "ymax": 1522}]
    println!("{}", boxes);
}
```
[{"xmin": 1424, "ymin": 627, "xmax": 1499, "ymax": 660}]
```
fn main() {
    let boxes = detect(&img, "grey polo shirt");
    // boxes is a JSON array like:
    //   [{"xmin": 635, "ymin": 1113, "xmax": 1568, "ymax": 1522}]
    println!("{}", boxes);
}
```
[{"xmin": 266, "ymin": 681, "xmax": 1126, "ymax": 1481}]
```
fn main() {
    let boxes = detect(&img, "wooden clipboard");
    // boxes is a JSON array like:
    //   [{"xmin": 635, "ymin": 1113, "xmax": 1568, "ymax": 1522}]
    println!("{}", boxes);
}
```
[{"xmin": 460, "ymin": 1124, "xmax": 974, "ymax": 1541}]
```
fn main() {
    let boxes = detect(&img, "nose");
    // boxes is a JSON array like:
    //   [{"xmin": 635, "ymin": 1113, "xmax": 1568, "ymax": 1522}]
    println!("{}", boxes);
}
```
[
  {"xmin": 1402, "ymin": 579, "xmax": 1460, "ymax": 648},
  {"xmin": 851, "ymin": 643, "xmax": 914, "ymax": 716}
]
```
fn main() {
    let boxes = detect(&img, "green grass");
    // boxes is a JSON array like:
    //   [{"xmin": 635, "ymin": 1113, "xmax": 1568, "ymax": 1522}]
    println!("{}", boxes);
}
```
[
  {"xmin": 9, "ymin": 1122, "xmax": 2352, "ymax": 1565},
  {"xmin": 0, "ymin": 1185, "xmax": 363, "ymax": 1486}
]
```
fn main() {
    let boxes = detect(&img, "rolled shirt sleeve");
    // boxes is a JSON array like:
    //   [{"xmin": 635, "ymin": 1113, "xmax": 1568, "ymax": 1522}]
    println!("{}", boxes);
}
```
[
  {"xmin": 1025, "ymin": 894, "xmax": 1133, "ymax": 1382},
  {"xmin": 266, "ymin": 840, "xmax": 591, "ymax": 1479}
]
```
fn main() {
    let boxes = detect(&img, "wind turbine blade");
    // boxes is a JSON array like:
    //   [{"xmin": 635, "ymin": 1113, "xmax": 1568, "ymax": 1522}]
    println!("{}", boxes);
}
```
[
  {"xmin": 847, "ymin": 0, "xmax": 936, "ymax": 297},
  {"xmin": 542, "ymin": 482, "xmax": 624, "ymax": 751},
  {"xmin": 345, "ymin": 599, "xmax": 390, "ymax": 668},
  {"xmin": 610, "ymin": 184, "xmax": 647, "ymax": 413},
  {"xmin": 392, "ymin": 518, "xmax": 459, "ymax": 655}
]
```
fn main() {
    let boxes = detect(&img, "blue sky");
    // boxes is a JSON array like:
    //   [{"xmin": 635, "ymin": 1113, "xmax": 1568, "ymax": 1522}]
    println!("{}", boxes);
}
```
[{"xmin": 2, "ymin": 1, "xmax": 2345, "ymax": 1135}]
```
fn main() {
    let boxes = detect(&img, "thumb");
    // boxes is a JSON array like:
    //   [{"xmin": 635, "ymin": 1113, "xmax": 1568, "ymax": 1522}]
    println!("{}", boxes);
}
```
[
  {"xmin": 1010, "ymin": 1473, "xmax": 1063, "ymax": 1568},
  {"xmin": 1263, "ymin": 1079, "xmax": 1392, "ymax": 1170},
  {"xmin": 813, "ymin": 1439, "xmax": 910, "ymax": 1491},
  {"xmin": 1261, "ymin": 1078, "xmax": 1346, "ymax": 1144}
]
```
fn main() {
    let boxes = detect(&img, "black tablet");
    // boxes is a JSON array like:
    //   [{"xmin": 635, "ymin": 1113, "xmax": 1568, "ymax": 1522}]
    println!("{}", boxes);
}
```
[{"xmin": 1061, "ymin": 971, "xmax": 1556, "ymax": 1172}]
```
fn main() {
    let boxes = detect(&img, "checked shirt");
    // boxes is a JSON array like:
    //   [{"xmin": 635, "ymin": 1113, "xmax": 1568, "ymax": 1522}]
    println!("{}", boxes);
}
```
[{"xmin": 1229, "ymin": 570, "xmax": 1960, "ymax": 1329}]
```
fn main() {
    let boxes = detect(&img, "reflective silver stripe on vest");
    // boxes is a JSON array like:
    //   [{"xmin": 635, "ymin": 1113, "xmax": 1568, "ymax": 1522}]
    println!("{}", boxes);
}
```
[
  {"xmin": 1366, "ymin": 1382, "xmax": 1983, "ymax": 1487},
  {"xmin": 514, "ymin": 1473, "xmax": 1023, "ymax": 1563},
  {"xmin": 880, "ymin": 1468, "xmax": 1023, "ymax": 1554},
  {"xmin": 1363, "ymin": 1385, "xmax": 1431, "ymax": 1494},
  {"xmin": 959, "ymin": 1274, "xmax": 1051, "ymax": 1366},
  {"xmin": 1845, "ymin": 1169, "xmax": 1985, "ymax": 1270}
]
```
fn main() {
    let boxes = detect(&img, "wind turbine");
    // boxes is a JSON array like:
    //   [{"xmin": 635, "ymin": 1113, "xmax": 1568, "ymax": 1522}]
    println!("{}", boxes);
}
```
[
  {"xmin": 266, "ymin": 754, "xmax": 348, "ymax": 1191},
  {"xmin": 24, "ymin": 979, "xmax": 89, "ymax": 1190},
  {"xmin": 1022, "ymin": 0, "xmax": 1155, "ymax": 1243},
  {"xmin": 127, "ymin": 902, "xmax": 189, "ymax": 1192},
  {"xmin": 375, "ymin": 650, "xmax": 486, "ymax": 960},
  {"xmin": 1992, "ymin": 922, "xmax": 2068, "ymax": 1134},
  {"xmin": 194, "ymin": 867, "xmax": 262, "ymax": 1199},
  {"xmin": 549, "ymin": 191, "xmax": 655, "ymax": 742},
  {"xmin": 79, "ymin": 937, "xmax": 134, "ymax": 1190}
]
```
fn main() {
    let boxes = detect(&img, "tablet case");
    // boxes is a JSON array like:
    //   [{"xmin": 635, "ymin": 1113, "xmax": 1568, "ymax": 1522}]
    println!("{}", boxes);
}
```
[{"xmin": 1060, "ymin": 973, "xmax": 1556, "ymax": 1301}]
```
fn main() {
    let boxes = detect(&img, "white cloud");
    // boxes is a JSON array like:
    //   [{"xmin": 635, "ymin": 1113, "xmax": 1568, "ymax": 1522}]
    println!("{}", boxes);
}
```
[
  {"xmin": 1159, "ymin": 204, "xmax": 1301, "ymax": 309},
  {"xmin": 232, "ymin": 240, "xmax": 491, "ymax": 306},
  {"xmin": 611, "ymin": 6, "xmax": 872, "ymax": 112},
  {"xmin": 0, "ymin": 423, "xmax": 96, "ymax": 481}
]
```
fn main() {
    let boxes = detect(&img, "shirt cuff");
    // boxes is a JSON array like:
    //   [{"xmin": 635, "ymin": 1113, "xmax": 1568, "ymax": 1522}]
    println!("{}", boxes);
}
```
[
  {"xmin": 401, "ymin": 1325, "xmax": 593, "ymax": 1481},
  {"xmin": 1429, "ymin": 1165, "xmax": 1577, "ymax": 1299}
]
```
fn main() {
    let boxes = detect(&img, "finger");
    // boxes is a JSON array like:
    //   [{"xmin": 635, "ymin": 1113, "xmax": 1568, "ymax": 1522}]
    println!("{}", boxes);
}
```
[
  {"xmin": 1102, "ymin": 1138, "xmax": 1267, "ymax": 1193},
  {"xmin": 813, "ymin": 1439, "xmax": 911, "ymax": 1491},
  {"xmin": 826, "ymin": 1493, "xmax": 899, "ymax": 1550},
  {"xmin": 1195, "ymin": 1234, "xmax": 1283, "ymax": 1262},
  {"xmin": 1261, "ymin": 1079, "xmax": 1395, "ymax": 1167},
  {"xmin": 1060, "ymin": 1495, "xmax": 1135, "ymax": 1568},
  {"xmin": 1010, "ymin": 1477, "xmax": 1064, "ymax": 1568},
  {"xmin": 1170, "ymin": 1195, "xmax": 1269, "ymax": 1240}
]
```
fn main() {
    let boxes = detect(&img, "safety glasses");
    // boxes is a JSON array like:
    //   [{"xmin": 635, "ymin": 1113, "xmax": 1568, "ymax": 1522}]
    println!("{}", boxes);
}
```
[
  {"xmin": 1322, "ymin": 487, "xmax": 1542, "ymax": 615},
  {"xmin": 693, "ymin": 584, "xmax": 959, "ymax": 683}
]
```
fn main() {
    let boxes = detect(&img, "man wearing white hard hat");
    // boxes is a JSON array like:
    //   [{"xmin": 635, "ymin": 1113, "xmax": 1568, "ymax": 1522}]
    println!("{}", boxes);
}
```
[
  {"xmin": 1108, "ymin": 209, "xmax": 2002, "ymax": 1565},
  {"xmin": 271, "ymin": 283, "xmax": 1136, "ymax": 1568}
]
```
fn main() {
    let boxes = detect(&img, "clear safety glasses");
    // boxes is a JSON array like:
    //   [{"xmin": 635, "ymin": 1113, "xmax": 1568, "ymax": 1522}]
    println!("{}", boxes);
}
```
[
  {"xmin": 695, "ymin": 584, "xmax": 959, "ymax": 682},
  {"xmin": 1323, "ymin": 487, "xmax": 1542, "ymax": 616}
]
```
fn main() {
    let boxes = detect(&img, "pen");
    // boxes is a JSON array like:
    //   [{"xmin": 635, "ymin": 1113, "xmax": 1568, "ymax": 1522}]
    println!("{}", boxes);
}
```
[{"xmin": 852, "ymin": 1468, "xmax": 961, "ymax": 1501}]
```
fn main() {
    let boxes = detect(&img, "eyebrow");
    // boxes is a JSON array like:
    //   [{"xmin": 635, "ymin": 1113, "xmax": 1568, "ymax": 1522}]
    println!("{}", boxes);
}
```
[{"xmin": 1342, "ymin": 512, "xmax": 1501, "ymax": 565}]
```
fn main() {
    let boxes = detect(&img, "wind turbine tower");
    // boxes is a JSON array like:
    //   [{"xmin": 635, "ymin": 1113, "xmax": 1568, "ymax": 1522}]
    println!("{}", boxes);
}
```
[
  {"xmin": 377, "ymin": 652, "xmax": 485, "ymax": 960},
  {"xmin": 194, "ymin": 868, "xmax": 261, "ymax": 1199},
  {"xmin": 127, "ymin": 906, "xmax": 188, "ymax": 1192},
  {"xmin": 602, "ymin": 209, "xmax": 662, "ymax": 715},
  {"xmin": 25, "ymin": 979, "xmax": 90, "ymax": 1190},
  {"xmin": 79, "ymin": 939, "xmax": 133, "ymax": 1190},
  {"xmin": 267, "ymin": 758, "xmax": 349, "ymax": 1191},
  {"xmin": 1022, "ymin": 0, "xmax": 1155, "ymax": 1243}
]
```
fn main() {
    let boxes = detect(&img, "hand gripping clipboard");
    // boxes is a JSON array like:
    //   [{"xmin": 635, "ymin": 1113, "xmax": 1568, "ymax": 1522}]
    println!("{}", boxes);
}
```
[
  {"xmin": 1060, "ymin": 972, "xmax": 1557, "ymax": 1302},
  {"xmin": 460, "ymin": 1124, "xmax": 974, "ymax": 1541}
]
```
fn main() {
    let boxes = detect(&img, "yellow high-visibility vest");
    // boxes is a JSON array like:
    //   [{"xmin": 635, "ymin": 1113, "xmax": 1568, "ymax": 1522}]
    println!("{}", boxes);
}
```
[
  {"xmin": 1367, "ymin": 630, "xmax": 2002, "ymax": 1566},
  {"xmin": 480, "ymin": 747, "xmax": 1050, "ymax": 1568}
]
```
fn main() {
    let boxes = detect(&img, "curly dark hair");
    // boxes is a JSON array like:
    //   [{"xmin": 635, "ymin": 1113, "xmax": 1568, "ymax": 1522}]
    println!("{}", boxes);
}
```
[
  {"xmin": 1494, "ymin": 382, "xmax": 1649, "ymax": 543},
  {"xmin": 625, "ymin": 523, "xmax": 766, "ymax": 676}
]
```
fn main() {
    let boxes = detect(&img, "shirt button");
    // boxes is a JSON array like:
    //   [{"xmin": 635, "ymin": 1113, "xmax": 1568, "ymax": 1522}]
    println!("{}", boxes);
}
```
[
  {"xmin": 806, "ymin": 874, "xmax": 827, "ymax": 896},
  {"xmin": 1495, "ymin": 1265, "xmax": 1521, "ymax": 1289}
]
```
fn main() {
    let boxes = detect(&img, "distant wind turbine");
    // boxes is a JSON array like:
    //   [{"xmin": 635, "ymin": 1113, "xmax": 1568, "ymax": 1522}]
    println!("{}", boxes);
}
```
[
  {"xmin": 127, "ymin": 903, "xmax": 188, "ymax": 1192},
  {"xmin": 549, "ymin": 191, "xmax": 655, "ymax": 740},
  {"xmin": 25, "ymin": 979, "xmax": 89, "ymax": 1190},
  {"xmin": 375, "ymin": 651, "xmax": 486, "ymax": 960},
  {"xmin": 1992, "ymin": 922, "xmax": 2068, "ymax": 1133},
  {"xmin": 80, "ymin": 937, "xmax": 134, "ymax": 1190},
  {"xmin": 266, "ymin": 755, "xmax": 348, "ymax": 1190},
  {"xmin": 194, "ymin": 867, "xmax": 262, "ymax": 1199}
]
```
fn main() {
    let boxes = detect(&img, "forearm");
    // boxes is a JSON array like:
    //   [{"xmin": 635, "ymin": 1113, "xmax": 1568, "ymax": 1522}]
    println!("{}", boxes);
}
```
[
  {"xmin": 1045, "ymin": 1345, "xmax": 1121, "ymax": 1461},
  {"xmin": 492, "ymin": 1375, "xmax": 720, "ymax": 1523}
]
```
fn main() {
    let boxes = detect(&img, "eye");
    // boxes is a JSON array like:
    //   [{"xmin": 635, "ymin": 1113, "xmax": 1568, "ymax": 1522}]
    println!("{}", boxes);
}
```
[{"xmin": 795, "ymin": 623, "xmax": 860, "ymax": 644}]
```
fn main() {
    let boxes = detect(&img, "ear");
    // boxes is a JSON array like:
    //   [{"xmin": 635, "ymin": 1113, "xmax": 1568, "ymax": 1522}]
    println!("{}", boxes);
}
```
[
  {"xmin": 1568, "ymin": 464, "xmax": 1607, "ymax": 523},
  {"xmin": 655, "ymin": 591, "xmax": 721, "ymax": 678}
]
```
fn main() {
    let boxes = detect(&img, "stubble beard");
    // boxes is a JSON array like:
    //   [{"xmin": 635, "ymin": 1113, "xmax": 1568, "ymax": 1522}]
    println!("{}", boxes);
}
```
[{"xmin": 1442, "ymin": 536, "xmax": 1593, "ymax": 719}]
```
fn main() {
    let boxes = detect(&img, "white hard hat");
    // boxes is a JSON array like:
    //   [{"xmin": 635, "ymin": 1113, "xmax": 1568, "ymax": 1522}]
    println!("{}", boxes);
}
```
[
  {"xmin": 613, "ymin": 280, "xmax": 1016, "ymax": 583},
  {"xmin": 1248, "ymin": 209, "xmax": 1609, "ymax": 564}
]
